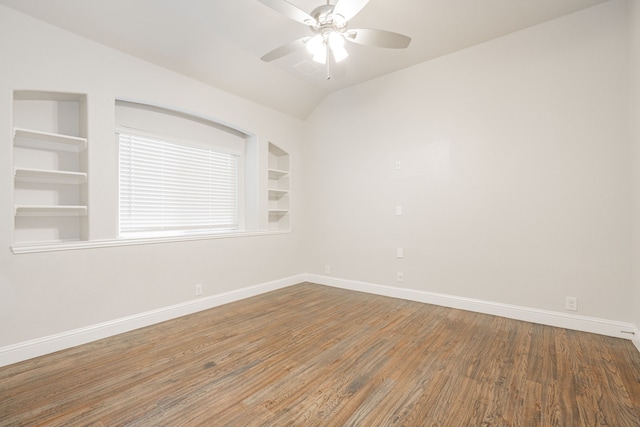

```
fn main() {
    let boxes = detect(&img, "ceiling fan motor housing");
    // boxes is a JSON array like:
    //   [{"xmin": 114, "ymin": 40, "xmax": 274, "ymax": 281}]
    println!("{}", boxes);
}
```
[{"xmin": 309, "ymin": 5, "xmax": 348, "ymax": 37}]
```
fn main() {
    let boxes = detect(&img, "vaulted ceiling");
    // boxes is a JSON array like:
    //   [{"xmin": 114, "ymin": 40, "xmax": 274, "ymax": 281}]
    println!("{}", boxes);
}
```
[{"xmin": 0, "ymin": 0, "xmax": 611, "ymax": 119}]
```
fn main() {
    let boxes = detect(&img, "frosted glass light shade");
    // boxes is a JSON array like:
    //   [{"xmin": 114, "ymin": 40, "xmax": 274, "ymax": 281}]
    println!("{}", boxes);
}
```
[
  {"xmin": 328, "ymin": 32, "xmax": 345, "ymax": 48},
  {"xmin": 331, "ymin": 44, "xmax": 348, "ymax": 62},
  {"xmin": 306, "ymin": 32, "xmax": 348, "ymax": 64},
  {"xmin": 328, "ymin": 32, "xmax": 348, "ymax": 62},
  {"xmin": 306, "ymin": 35, "xmax": 324, "ymax": 55},
  {"xmin": 313, "ymin": 49, "xmax": 327, "ymax": 64}
]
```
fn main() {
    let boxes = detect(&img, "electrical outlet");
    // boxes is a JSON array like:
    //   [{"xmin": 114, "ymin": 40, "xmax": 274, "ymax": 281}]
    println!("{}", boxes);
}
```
[
  {"xmin": 395, "ymin": 160, "xmax": 402, "ymax": 170},
  {"xmin": 395, "ymin": 205, "xmax": 403, "ymax": 216},
  {"xmin": 397, "ymin": 272, "xmax": 404, "ymax": 282},
  {"xmin": 325, "ymin": 265, "xmax": 331, "ymax": 274},
  {"xmin": 565, "ymin": 296, "xmax": 577, "ymax": 311},
  {"xmin": 195, "ymin": 284, "xmax": 203, "ymax": 296}
]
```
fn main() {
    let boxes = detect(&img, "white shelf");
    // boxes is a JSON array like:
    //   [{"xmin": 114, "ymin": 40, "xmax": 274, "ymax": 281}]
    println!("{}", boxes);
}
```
[
  {"xmin": 15, "ymin": 168, "xmax": 87, "ymax": 185},
  {"xmin": 14, "ymin": 127, "xmax": 87, "ymax": 153},
  {"xmin": 268, "ymin": 209, "xmax": 289, "ymax": 215},
  {"xmin": 268, "ymin": 188, "xmax": 289, "ymax": 198},
  {"xmin": 268, "ymin": 142, "xmax": 290, "ymax": 231},
  {"xmin": 268, "ymin": 168, "xmax": 289, "ymax": 179},
  {"xmin": 15, "ymin": 205, "xmax": 87, "ymax": 217}
]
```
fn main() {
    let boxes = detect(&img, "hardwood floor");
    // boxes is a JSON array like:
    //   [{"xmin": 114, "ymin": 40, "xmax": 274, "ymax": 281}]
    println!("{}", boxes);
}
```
[{"xmin": 2, "ymin": 282, "xmax": 640, "ymax": 426}]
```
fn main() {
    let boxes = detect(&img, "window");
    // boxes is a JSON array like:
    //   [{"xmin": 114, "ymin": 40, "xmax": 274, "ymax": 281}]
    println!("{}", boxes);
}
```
[
  {"xmin": 118, "ymin": 132, "xmax": 239, "ymax": 237},
  {"xmin": 116, "ymin": 100, "xmax": 248, "ymax": 239}
]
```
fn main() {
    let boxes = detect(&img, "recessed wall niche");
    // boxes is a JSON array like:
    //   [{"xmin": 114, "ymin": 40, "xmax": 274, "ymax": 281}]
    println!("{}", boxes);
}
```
[{"xmin": 12, "ymin": 90, "xmax": 88, "ymax": 246}]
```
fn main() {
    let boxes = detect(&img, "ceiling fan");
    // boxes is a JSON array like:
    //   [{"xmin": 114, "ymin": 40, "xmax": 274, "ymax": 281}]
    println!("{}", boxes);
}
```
[{"xmin": 258, "ymin": 0, "xmax": 411, "ymax": 79}]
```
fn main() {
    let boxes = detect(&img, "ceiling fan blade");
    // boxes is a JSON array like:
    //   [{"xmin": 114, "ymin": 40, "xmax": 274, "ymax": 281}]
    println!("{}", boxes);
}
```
[
  {"xmin": 333, "ymin": 0, "xmax": 370, "ymax": 22},
  {"xmin": 261, "ymin": 37, "xmax": 309, "ymax": 62},
  {"xmin": 257, "ymin": 0, "xmax": 317, "ymax": 26},
  {"xmin": 345, "ymin": 29, "xmax": 411, "ymax": 49}
]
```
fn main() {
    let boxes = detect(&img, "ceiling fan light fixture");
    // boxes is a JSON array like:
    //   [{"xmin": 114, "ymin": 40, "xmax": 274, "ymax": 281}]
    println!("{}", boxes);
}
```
[
  {"xmin": 331, "ymin": 44, "xmax": 348, "ymax": 62},
  {"xmin": 328, "ymin": 32, "xmax": 348, "ymax": 62},
  {"xmin": 307, "ymin": 34, "xmax": 331, "ymax": 64},
  {"xmin": 306, "ymin": 34, "xmax": 324, "ymax": 55},
  {"xmin": 328, "ymin": 31, "xmax": 345, "ymax": 48},
  {"xmin": 307, "ymin": 31, "xmax": 349, "ymax": 64},
  {"xmin": 312, "ymin": 50, "xmax": 327, "ymax": 64}
]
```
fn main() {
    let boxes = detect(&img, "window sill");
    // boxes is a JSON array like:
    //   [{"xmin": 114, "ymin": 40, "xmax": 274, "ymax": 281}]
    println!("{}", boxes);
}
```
[{"xmin": 11, "ymin": 229, "xmax": 291, "ymax": 254}]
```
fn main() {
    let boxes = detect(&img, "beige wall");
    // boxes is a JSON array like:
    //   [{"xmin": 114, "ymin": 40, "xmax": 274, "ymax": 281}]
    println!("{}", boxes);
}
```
[
  {"xmin": 303, "ymin": 0, "xmax": 633, "ymax": 321},
  {"xmin": 0, "ymin": 5, "xmax": 305, "ymax": 346}
]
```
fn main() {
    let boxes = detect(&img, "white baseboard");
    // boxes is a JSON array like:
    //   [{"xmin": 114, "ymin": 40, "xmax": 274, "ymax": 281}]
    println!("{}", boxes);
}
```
[
  {"xmin": 632, "ymin": 325, "xmax": 640, "ymax": 353},
  {"xmin": 0, "ymin": 274, "xmax": 304, "ymax": 368},
  {"xmin": 304, "ymin": 274, "xmax": 639, "ymax": 341},
  {"xmin": 2, "ymin": 273, "xmax": 638, "ymax": 367}
]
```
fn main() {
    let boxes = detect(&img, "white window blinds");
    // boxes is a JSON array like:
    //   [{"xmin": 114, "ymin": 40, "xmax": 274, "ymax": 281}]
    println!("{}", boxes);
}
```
[{"xmin": 118, "ymin": 132, "xmax": 239, "ymax": 236}]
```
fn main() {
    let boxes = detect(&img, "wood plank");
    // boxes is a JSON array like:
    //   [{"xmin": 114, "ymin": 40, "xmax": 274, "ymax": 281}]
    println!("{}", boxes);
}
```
[{"xmin": 1, "ymin": 283, "xmax": 639, "ymax": 426}]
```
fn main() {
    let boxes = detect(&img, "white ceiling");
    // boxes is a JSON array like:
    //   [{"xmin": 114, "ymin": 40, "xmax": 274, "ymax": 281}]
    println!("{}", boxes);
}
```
[{"xmin": 0, "ymin": 0, "xmax": 611, "ymax": 119}]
